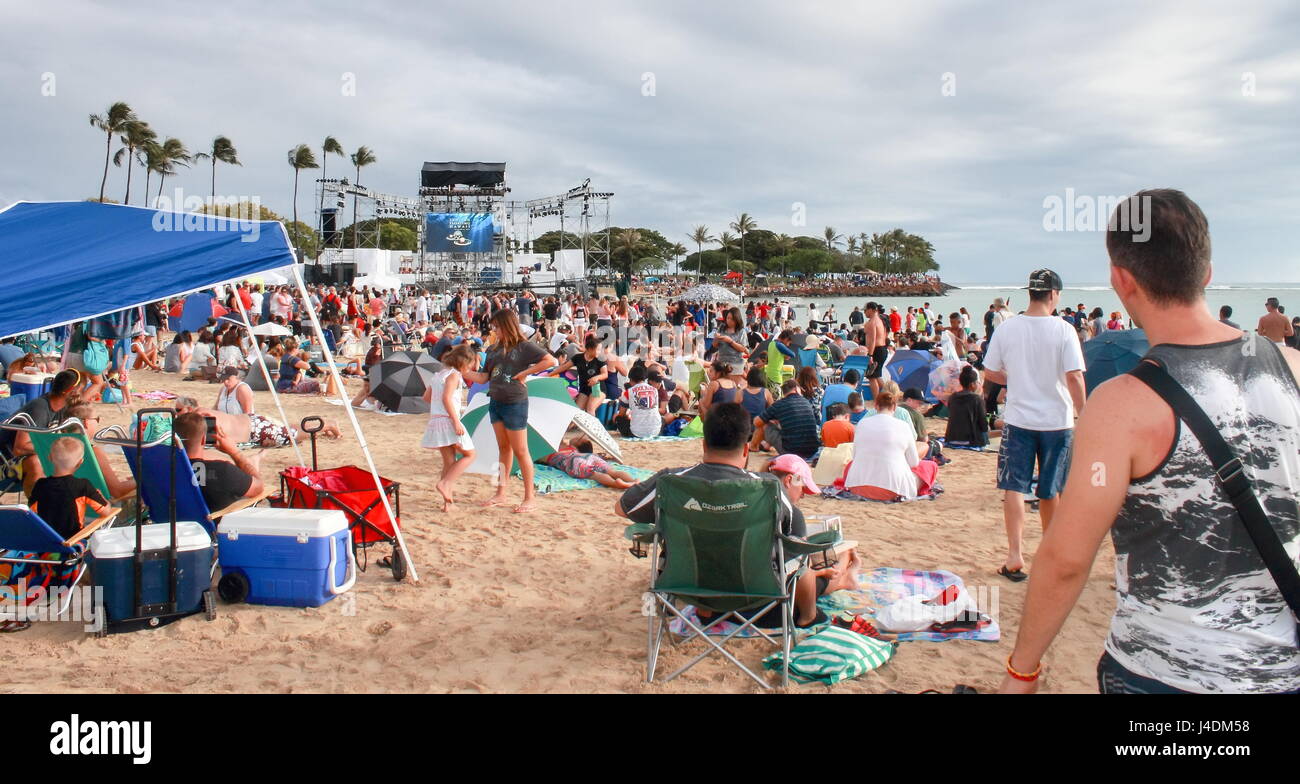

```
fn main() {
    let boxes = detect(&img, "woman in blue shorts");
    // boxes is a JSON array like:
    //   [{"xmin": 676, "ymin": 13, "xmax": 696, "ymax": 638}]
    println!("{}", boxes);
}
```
[{"xmin": 459, "ymin": 308, "xmax": 557, "ymax": 513}]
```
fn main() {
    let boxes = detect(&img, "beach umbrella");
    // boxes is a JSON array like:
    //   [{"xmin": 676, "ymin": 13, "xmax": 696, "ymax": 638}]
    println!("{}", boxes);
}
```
[
  {"xmin": 367, "ymin": 350, "xmax": 444, "ymax": 413},
  {"xmin": 1083, "ymin": 328, "xmax": 1149, "ymax": 396},
  {"xmin": 250, "ymin": 321, "xmax": 293, "ymax": 337},
  {"xmin": 679, "ymin": 283, "xmax": 740, "ymax": 303},
  {"xmin": 461, "ymin": 377, "xmax": 577, "ymax": 476}
]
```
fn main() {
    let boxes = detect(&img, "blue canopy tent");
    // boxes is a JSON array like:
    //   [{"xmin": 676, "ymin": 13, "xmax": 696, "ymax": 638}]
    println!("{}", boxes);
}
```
[
  {"xmin": 170, "ymin": 292, "xmax": 226, "ymax": 334},
  {"xmin": 0, "ymin": 200, "xmax": 419, "ymax": 580},
  {"xmin": 1083, "ymin": 328, "xmax": 1150, "ymax": 396}
]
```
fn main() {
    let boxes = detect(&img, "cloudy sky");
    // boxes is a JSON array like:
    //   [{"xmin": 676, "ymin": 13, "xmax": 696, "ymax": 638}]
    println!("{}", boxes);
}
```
[{"xmin": 3, "ymin": 0, "xmax": 1298, "ymax": 283}]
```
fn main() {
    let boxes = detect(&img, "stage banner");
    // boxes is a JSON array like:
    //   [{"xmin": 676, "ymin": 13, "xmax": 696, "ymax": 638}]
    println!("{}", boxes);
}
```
[{"xmin": 425, "ymin": 212, "xmax": 495, "ymax": 252}]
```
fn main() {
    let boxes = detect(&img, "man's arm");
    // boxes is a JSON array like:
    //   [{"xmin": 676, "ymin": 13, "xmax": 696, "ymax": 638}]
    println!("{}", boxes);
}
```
[
  {"xmin": 999, "ymin": 380, "xmax": 1136, "ymax": 692},
  {"xmin": 215, "ymin": 434, "xmax": 264, "ymax": 498},
  {"xmin": 1065, "ymin": 369, "xmax": 1086, "ymax": 415}
]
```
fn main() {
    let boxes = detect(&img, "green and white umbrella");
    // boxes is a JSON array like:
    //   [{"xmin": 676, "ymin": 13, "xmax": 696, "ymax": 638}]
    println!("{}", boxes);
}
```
[{"xmin": 461, "ymin": 376, "xmax": 578, "ymax": 476}]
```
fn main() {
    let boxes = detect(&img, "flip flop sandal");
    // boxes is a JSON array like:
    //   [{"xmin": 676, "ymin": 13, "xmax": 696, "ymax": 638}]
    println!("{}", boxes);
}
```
[{"xmin": 997, "ymin": 566, "xmax": 1028, "ymax": 583}]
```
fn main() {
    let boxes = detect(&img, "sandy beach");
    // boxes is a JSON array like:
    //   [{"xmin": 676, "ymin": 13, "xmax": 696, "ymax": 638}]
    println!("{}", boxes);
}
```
[{"xmin": 3, "ymin": 368, "xmax": 1117, "ymax": 694}]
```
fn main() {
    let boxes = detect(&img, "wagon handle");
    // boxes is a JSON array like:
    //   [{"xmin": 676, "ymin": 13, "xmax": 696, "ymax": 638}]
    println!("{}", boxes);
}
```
[{"xmin": 300, "ymin": 416, "xmax": 324, "ymax": 470}]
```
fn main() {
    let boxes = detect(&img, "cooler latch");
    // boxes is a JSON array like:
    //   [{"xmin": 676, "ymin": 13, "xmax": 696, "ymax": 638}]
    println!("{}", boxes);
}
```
[{"xmin": 297, "ymin": 532, "xmax": 309, "ymax": 543}]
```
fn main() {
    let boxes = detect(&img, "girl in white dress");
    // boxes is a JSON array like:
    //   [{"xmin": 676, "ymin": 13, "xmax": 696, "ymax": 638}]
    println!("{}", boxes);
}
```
[{"xmin": 421, "ymin": 344, "xmax": 477, "ymax": 511}]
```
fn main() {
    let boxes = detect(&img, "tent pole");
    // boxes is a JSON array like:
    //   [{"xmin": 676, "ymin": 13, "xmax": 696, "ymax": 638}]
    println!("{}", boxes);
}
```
[
  {"xmin": 291, "ymin": 265, "xmax": 419, "ymax": 582},
  {"xmin": 230, "ymin": 288, "xmax": 306, "ymax": 468}
]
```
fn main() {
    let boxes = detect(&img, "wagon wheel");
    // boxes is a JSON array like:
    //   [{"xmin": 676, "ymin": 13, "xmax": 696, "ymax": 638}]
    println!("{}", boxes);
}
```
[
  {"xmin": 218, "ymin": 572, "xmax": 250, "ymax": 604},
  {"xmin": 390, "ymin": 547, "xmax": 407, "ymax": 582}
]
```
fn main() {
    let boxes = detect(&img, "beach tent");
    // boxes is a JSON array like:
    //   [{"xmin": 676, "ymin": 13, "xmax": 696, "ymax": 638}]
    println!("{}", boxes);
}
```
[
  {"xmin": 1083, "ymin": 328, "xmax": 1149, "ymax": 395},
  {"xmin": 169, "ymin": 292, "xmax": 229, "ymax": 333},
  {"xmin": 0, "ymin": 200, "xmax": 418, "ymax": 580},
  {"xmin": 886, "ymin": 349, "xmax": 942, "ymax": 402},
  {"xmin": 723, "ymin": 270, "xmax": 744, "ymax": 281}
]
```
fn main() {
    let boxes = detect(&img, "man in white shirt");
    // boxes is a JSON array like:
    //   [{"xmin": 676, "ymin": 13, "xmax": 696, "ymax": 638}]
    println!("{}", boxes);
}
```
[{"xmin": 981, "ymin": 269, "xmax": 1086, "ymax": 582}]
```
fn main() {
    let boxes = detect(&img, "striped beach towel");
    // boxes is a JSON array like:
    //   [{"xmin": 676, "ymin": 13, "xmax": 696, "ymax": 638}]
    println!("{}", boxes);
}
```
[{"xmin": 761, "ymin": 626, "xmax": 897, "ymax": 684}]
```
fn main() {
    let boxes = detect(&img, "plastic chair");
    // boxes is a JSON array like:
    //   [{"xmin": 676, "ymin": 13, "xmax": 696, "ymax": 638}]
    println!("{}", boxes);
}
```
[{"xmin": 0, "ymin": 503, "xmax": 119, "ymax": 619}]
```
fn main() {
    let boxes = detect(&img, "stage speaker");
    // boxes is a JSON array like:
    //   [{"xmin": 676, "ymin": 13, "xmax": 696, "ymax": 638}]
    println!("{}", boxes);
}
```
[
  {"xmin": 334, "ymin": 263, "xmax": 356, "ymax": 285},
  {"xmin": 321, "ymin": 208, "xmax": 339, "ymax": 245}
]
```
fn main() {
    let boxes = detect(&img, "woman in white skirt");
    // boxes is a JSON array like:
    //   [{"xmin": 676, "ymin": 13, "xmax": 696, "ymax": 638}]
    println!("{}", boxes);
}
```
[{"xmin": 422, "ymin": 344, "xmax": 477, "ymax": 512}]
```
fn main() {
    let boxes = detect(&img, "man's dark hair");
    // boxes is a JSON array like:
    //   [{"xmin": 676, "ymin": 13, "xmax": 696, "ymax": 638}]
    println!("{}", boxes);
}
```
[
  {"xmin": 628, "ymin": 365, "xmax": 647, "ymax": 384},
  {"xmin": 827, "ymin": 402, "xmax": 847, "ymax": 419},
  {"xmin": 781, "ymin": 379, "xmax": 800, "ymax": 396},
  {"xmin": 777, "ymin": 330, "xmax": 793, "ymax": 342},
  {"xmin": 702, "ymin": 403, "xmax": 752, "ymax": 452},
  {"xmin": 1106, "ymin": 188, "xmax": 1211, "ymax": 305},
  {"xmin": 843, "ymin": 368, "xmax": 860, "ymax": 385},
  {"xmin": 847, "ymin": 392, "xmax": 863, "ymax": 407},
  {"xmin": 1220, "ymin": 305, "xmax": 1233, "ymax": 319},
  {"xmin": 50, "ymin": 369, "xmax": 81, "ymax": 396},
  {"xmin": 1028, "ymin": 289, "xmax": 1052, "ymax": 303},
  {"xmin": 174, "ymin": 412, "xmax": 206, "ymax": 448},
  {"xmin": 746, "ymin": 367, "xmax": 766, "ymax": 387}
]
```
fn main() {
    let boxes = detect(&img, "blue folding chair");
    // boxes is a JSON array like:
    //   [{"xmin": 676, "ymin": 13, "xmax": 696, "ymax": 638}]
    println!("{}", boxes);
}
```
[
  {"xmin": 0, "ymin": 503, "xmax": 119, "ymax": 619},
  {"xmin": 837, "ymin": 355, "xmax": 874, "ymax": 401},
  {"xmin": 820, "ymin": 384, "xmax": 853, "ymax": 422}
]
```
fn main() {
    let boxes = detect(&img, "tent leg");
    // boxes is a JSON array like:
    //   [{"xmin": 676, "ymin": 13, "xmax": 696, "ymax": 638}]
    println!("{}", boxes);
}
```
[
  {"xmin": 230, "ymin": 291, "xmax": 306, "ymax": 468},
  {"xmin": 291, "ymin": 265, "xmax": 419, "ymax": 582}
]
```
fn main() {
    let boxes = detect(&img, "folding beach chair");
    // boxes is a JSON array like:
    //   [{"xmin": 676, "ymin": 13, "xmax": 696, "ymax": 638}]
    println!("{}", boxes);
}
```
[
  {"xmin": 98, "ymin": 419, "xmax": 271, "ymax": 538},
  {"xmin": 837, "ymin": 355, "xmax": 874, "ymax": 400},
  {"xmin": 624, "ymin": 475, "xmax": 837, "ymax": 689},
  {"xmin": 0, "ymin": 503, "xmax": 119, "ymax": 621},
  {"xmin": 820, "ymin": 384, "xmax": 853, "ymax": 422},
  {"xmin": 23, "ymin": 418, "xmax": 134, "ymax": 523}
]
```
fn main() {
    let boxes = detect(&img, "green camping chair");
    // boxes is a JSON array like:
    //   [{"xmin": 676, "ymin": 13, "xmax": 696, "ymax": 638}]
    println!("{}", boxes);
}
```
[
  {"xmin": 24, "ymin": 419, "xmax": 134, "ymax": 523},
  {"xmin": 624, "ymin": 475, "xmax": 837, "ymax": 689}
]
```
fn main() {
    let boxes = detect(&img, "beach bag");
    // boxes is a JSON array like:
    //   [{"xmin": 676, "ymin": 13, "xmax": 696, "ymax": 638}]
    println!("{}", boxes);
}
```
[
  {"xmin": 83, "ymin": 340, "xmax": 109, "ymax": 376},
  {"xmin": 664, "ymin": 418, "xmax": 687, "ymax": 437},
  {"xmin": 811, "ymin": 443, "xmax": 853, "ymax": 487},
  {"xmin": 762, "ymin": 626, "xmax": 897, "ymax": 685},
  {"xmin": 876, "ymin": 586, "xmax": 976, "ymax": 632},
  {"xmin": 100, "ymin": 385, "xmax": 123, "ymax": 404},
  {"xmin": 679, "ymin": 415, "xmax": 704, "ymax": 438}
]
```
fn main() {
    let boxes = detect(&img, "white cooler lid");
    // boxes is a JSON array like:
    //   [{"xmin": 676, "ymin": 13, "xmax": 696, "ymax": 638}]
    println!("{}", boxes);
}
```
[
  {"xmin": 218, "ymin": 507, "xmax": 349, "ymax": 538},
  {"xmin": 90, "ymin": 521, "xmax": 212, "ymax": 558},
  {"xmin": 9, "ymin": 372, "xmax": 53, "ymax": 383}
]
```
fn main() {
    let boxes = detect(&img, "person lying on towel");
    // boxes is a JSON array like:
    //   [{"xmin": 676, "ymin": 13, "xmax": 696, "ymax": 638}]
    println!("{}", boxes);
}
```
[{"xmin": 541, "ymin": 435, "xmax": 636, "ymax": 490}]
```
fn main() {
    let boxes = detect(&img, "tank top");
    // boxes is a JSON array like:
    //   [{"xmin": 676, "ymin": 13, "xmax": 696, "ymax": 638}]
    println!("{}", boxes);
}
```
[
  {"xmin": 216, "ymin": 381, "xmax": 250, "ymax": 415},
  {"xmin": 1106, "ymin": 335, "xmax": 1300, "ymax": 693},
  {"xmin": 741, "ymin": 386, "xmax": 768, "ymax": 419}
]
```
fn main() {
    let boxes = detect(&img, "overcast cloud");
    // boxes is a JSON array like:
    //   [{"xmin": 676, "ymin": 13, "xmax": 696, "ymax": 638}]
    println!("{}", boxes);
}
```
[{"xmin": 2, "ymin": 0, "xmax": 1298, "ymax": 283}]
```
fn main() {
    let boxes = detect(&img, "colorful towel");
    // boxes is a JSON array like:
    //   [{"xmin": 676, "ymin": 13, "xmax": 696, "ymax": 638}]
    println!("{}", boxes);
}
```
[
  {"xmin": 135, "ymin": 390, "xmax": 177, "ymax": 401},
  {"xmin": 623, "ymin": 435, "xmax": 697, "ymax": 443},
  {"xmin": 515, "ymin": 463, "xmax": 656, "ymax": 493},
  {"xmin": 819, "ymin": 485, "xmax": 944, "ymax": 502},
  {"xmin": 817, "ymin": 567, "xmax": 1000, "ymax": 642}
]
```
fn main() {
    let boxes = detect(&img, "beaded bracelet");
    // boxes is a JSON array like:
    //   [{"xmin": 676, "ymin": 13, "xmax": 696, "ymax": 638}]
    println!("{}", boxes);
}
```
[{"xmin": 1006, "ymin": 654, "xmax": 1042, "ymax": 682}]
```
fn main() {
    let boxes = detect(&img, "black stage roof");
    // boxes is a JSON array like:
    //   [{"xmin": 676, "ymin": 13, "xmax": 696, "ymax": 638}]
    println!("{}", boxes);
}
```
[{"xmin": 421, "ymin": 162, "xmax": 506, "ymax": 188}]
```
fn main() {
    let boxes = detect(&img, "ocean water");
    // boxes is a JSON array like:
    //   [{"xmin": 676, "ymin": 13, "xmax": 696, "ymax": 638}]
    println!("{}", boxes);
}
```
[{"xmin": 757, "ymin": 283, "xmax": 1300, "ymax": 330}]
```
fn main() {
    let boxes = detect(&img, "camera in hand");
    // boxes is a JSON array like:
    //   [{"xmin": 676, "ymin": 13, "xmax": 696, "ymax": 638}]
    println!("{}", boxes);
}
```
[{"xmin": 203, "ymin": 415, "xmax": 219, "ymax": 447}]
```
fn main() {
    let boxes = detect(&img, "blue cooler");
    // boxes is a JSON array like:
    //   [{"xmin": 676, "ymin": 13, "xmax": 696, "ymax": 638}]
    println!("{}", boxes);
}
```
[
  {"xmin": 89, "ymin": 522, "xmax": 213, "ymax": 624},
  {"xmin": 216, "ymin": 508, "xmax": 354, "ymax": 607},
  {"xmin": 9, "ymin": 372, "xmax": 52, "ymax": 403}
]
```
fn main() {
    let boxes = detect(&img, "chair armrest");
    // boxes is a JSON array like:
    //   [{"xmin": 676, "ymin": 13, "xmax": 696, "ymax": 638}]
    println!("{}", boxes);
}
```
[
  {"xmin": 622, "ymin": 522, "xmax": 657, "ymax": 542},
  {"xmin": 64, "ymin": 507, "xmax": 120, "ymax": 547},
  {"xmin": 779, "ymin": 530, "xmax": 840, "ymax": 557},
  {"xmin": 207, "ymin": 486, "xmax": 275, "ymax": 521},
  {"xmin": 110, "ymin": 488, "xmax": 137, "ymax": 504}
]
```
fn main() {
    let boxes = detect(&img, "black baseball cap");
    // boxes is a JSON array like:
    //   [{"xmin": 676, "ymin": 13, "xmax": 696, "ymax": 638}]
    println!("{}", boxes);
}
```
[
  {"xmin": 902, "ymin": 387, "xmax": 926, "ymax": 402},
  {"xmin": 1025, "ymin": 268, "xmax": 1063, "ymax": 291}
]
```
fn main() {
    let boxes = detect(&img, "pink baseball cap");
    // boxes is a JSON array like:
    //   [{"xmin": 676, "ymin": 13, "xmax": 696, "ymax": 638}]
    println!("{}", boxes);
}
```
[{"xmin": 767, "ymin": 454, "xmax": 819, "ymax": 495}]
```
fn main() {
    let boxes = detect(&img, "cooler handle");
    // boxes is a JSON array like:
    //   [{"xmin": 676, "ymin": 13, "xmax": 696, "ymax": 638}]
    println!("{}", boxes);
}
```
[{"xmin": 328, "ymin": 530, "xmax": 356, "ymax": 595}]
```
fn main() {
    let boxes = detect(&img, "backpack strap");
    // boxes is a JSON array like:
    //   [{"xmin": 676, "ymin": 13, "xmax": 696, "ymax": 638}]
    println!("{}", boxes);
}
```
[{"xmin": 1130, "ymin": 359, "xmax": 1300, "ymax": 620}]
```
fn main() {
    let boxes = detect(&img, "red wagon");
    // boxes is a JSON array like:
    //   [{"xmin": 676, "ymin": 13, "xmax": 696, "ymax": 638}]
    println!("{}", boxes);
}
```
[{"xmin": 273, "ymin": 418, "xmax": 406, "ymax": 580}]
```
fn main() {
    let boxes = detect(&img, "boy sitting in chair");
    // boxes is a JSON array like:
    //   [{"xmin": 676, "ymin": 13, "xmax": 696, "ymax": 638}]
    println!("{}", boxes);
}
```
[{"xmin": 28, "ymin": 437, "xmax": 113, "ymax": 541}]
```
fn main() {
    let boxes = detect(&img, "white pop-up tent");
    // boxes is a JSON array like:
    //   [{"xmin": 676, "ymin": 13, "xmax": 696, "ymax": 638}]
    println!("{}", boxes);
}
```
[{"xmin": 0, "ymin": 200, "xmax": 418, "ymax": 580}]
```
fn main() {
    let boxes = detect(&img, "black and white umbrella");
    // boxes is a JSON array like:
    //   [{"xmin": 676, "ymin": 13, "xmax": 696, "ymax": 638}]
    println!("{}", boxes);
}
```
[
  {"xmin": 680, "ymin": 283, "xmax": 740, "ymax": 303},
  {"xmin": 368, "ymin": 350, "xmax": 443, "ymax": 413}
]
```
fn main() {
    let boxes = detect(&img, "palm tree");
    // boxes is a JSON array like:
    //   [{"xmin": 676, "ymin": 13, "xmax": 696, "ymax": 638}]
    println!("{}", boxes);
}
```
[
  {"xmin": 193, "ymin": 136, "xmax": 240, "ymax": 206},
  {"xmin": 287, "ymin": 145, "xmax": 320, "ymax": 245},
  {"xmin": 774, "ymin": 233, "xmax": 796, "ymax": 279},
  {"xmin": 319, "ymin": 136, "xmax": 345, "ymax": 228},
  {"xmin": 823, "ymin": 226, "xmax": 843, "ymax": 252},
  {"xmin": 670, "ymin": 242, "xmax": 687, "ymax": 274},
  {"xmin": 89, "ymin": 101, "xmax": 135, "ymax": 202},
  {"xmin": 150, "ymin": 137, "xmax": 193, "ymax": 207},
  {"xmin": 349, "ymin": 145, "xmax": 377, "ymax": 244},
  {"xmin": 613, "ymin": 228, "xmax": 645, "ymax": 277},
  {"xmin": 141, "ymin": 140, "xmax": 163, "ymax": 206},
  {"xmin": 717, "ymin": 231, "xmax": 737, "ymax": 274},
  {"xmin": 112, "ymin": 119, "xmax": 154, "ymax": 204},
  {"xmin": 729, "ymin": 212, "xmax": 757, "ymax": 265},
  {"xmin": 687, "ymin": 225, "xmax": 713, "ymax": 272}
]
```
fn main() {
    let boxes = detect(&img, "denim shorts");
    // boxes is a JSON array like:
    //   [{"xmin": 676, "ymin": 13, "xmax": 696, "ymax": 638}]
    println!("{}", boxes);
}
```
[
  {"xmin": 488, "ymin": 398, "xmax": 529, "ymax": 431},
  {"xmin": 996, "ymin": 423, "xmax": 1073, "ymax": 499}
]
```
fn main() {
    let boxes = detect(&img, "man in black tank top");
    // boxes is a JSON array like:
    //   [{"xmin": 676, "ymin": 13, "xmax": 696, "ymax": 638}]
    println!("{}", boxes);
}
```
[{"xmin": 1001, "ymin": 189, "xmax": 1300, "ymax": 694}]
